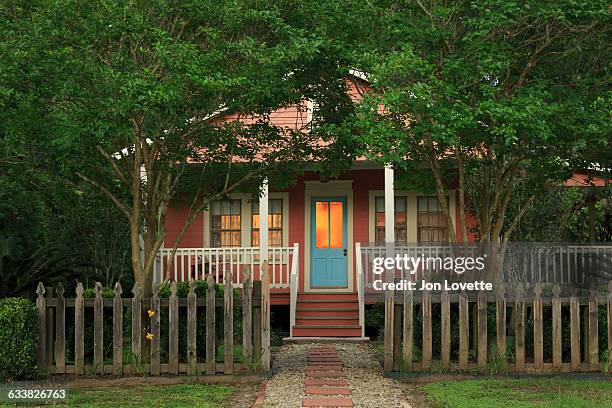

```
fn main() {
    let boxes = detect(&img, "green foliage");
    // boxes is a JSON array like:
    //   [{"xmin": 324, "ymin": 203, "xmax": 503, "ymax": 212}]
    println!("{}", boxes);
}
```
[
  {"xmin": 349, "ymin": 0, "xmax": 611, "ymax": 243},
  {"xmin": 422, "ymin": 378, "xmax": 612, "ymax": 408},
  {"xmin": 68, "ymin": 383, "xmax": 233, "ymax": 407},
  {"xmin": 0, "ymin": 298, "xmax": 39, "ymax": 380}
]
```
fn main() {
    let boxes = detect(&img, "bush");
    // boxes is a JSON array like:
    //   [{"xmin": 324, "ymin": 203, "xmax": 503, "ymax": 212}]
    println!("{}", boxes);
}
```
[{"xmin": 0, "ymin": 298, "xmax": 39, "ymax": 380}]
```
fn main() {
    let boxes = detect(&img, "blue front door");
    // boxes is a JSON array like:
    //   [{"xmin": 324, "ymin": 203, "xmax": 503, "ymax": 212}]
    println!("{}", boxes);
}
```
[{"xmin": 310, "ymin": 197, "xmax": 348, "ymax": 287}]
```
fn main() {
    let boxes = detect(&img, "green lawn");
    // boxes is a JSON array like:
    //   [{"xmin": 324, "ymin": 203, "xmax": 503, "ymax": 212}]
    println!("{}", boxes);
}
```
[
  {"xmin": 417, "ymin": 378, "xmax": 612, "ymax": 408},
  {"xmin": 1, "ymin": 384, "xmax": 234, "ymax": 408}
]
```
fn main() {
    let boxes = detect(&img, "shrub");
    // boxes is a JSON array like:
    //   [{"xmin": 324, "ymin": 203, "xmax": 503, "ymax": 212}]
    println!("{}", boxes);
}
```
[{"xmin": 0, "ymin": 297, "xmax": 39, "ymax": 380}]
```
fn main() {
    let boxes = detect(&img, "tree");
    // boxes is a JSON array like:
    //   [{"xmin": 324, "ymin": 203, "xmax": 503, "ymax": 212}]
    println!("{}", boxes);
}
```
[
  {"xmin": 351, "ymin": 0, "xmax": 610, "ymax": 257},
  {"xmin": 2, "ymin": 0, "xmax": 356, "ymax": 296}
]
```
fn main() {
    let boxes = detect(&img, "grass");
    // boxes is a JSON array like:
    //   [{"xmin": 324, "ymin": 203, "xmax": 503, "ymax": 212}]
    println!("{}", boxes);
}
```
[
  {"xmin": 0, "ymin": 384, "xmax": 234, "ymax": 408},
  {"xmin": 418, "ymin": 378, "xmax": 612, "ymax": 408}
]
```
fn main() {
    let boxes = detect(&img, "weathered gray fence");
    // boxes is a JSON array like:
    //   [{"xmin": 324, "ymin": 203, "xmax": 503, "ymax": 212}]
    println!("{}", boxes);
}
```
[
  {"xmin": 35, "ymin": 267, "xmax": 271, "ymax": 376},
  {"xmin": 383, "ymin": 281, "xmax": 612, "ymax": 373}
]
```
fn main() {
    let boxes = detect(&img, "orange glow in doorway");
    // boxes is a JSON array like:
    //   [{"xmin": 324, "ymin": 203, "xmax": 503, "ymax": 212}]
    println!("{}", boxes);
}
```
[
  {"xmin": 315, "ymin": 202, "xmax": 329, "ymax": 248},
  {"xmin": 329, "ymin": 201, "xmax": 343, "ymax": 248}
]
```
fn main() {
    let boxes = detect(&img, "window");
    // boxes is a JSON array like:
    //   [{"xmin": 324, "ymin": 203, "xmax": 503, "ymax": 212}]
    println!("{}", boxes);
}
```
[
  {"xmin": 315, "ymin": 200, "xmax": 344, "ymax": 248},
  {"xmin": 375, "ymin": 196, "xmax": 407, "ymax": 245},
  {"xmin": 417, "ymin": 196, "xmax": 447, "ymax": 243},
  {"xmin": 252, "ymin": 199, "xmax": 283, "ymax": 247},
  {"xmin": 210, "ymin": 200, "xmax": 241, "ymax": 247}
]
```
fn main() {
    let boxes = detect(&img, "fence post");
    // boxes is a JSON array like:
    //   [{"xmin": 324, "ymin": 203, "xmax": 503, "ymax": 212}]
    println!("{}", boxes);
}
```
[
  {"xmin": 74, "ymin": 283, "xmax": 84, "ymax": 375},
  {"xmin": 224, "ymin": 269, "xmax": 234, "ymax": 374},
  {"xmin": 168, "ymin": 282, "xmax": 179, "ymax": 375},
  {"xmin": 608, "ymin": 281, "xmax": 612, "ymax": 366},
  {"xmin": 383, "ymin": 267, "xmax": 394, "ymax": 372},
  {"xmin": 94, "ymin": 282, "xmax": 104, "ymax": 375},
  {"xmin": 570, "ymin": 293, "xmax": 580, "ymax": 370},
  {"xmin": 588, "ymin": 290, "xmax": 599, "ymax": 371},
  {"xmin": 187, "ymin": 281, "xmax": 197, "ymax": 374},
  {"xmin": 552, "ymin": 284, "xmax": 562, "ymax": 370},
  {"xmin": 36, "ymin": 283, "xmax": 46, "ymax": 372},
  {"xmin": 477, "ymin": 290, "xmax": 487, "ymax": 368},
  {"xmin": 261, "ymin": 261, "xmax": 271, "ymax": 372},
  {"xmin": 459, "ymin": 289, "xmax": 469, "ymax": 370},
  {"xmin": 495, "ymin": 283, "xmax": 506, "ymax": 358},
  {"xmin": 440, "ymin": 288, "xmax": 450, "ymax": 370},
  {"xmin": 150, "ymin": 284, "xmax": 160, "ymax": 376},
  {"xmin": 515, "ymin": 284, "xmax": 525, "ymax": 372},
  {"xmin": 45, "ymin": 286, "xmax": 55, "ymax": 369},
  {"xmin": 421, "ymin": 289, "xmax": 432, "ymax": 370},
  {"xmin": 55, "ymin": 284, "xmax": 66, "ymax": 374},
  {"xmin": 393, "ymin": 303, "xmax": 402, "ymax": 372},
  {"xmin": 533, "ymin": 283, "xmax": 543, "ymax": 371},
  {"xmin": 206, "ymin": 275, "xmax": 216, "ymax": 375},
  {"xmin": 113, "ymin": 283, "xmax": 123, "ymax": 376},
  {"xmin": 242, "ymin": 268, "xmax": 253, "ymax": 365},
  {"xmin": 402, "ymin": 290, "xmax": 413, "ymax": 371},
  {"xmin": 131, "ymin": 283, "xmax": 142, "ymax": 366},
  {"xmin": 252, "ymin": 280, "xmax": 262, "ymax": 368}
]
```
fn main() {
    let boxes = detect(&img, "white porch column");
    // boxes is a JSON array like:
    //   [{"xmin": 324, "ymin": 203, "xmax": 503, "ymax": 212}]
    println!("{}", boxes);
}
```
[
  {"xmin": 384, "ymin": 164, "xmax": 395, "ymax": 246},
  {"xmin": 259, "ymin": 178, "xmax": 269, "ymax": 262}
]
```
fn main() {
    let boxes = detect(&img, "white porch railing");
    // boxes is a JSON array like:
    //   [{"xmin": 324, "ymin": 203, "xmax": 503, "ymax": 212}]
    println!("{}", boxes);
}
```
[
  {"xmin": 355, "ymin": 243, "xmax": 365, "ymax": 337},
  {"xmin": 289, "ymin": 242, "xmax": 299, "ymax": 337},
  {"xmin": 356, "ymin": 243, "xmax": 612, "ymax": 287},
  {"xmin": 153, "ymin": 245, "xmax": 299, "ymax": 288}
]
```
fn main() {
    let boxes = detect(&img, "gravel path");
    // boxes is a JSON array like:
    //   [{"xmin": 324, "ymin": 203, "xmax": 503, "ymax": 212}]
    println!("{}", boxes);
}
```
[{"xmin": 262, "ymin": 342, "xmax": 409, "ymax": 408}]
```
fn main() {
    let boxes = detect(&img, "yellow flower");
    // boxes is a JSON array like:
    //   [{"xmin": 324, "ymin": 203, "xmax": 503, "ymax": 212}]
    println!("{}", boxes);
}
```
[
  {"xmin": 147, "ymin": 309, "xmax": 155, "ymax": 318},
  {"xmin": 146, "ymin": 332, "xmax": 154, "ymax": 341}
]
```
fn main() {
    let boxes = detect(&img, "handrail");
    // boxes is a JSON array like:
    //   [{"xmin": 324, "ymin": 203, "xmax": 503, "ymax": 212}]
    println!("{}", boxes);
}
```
[
  {"xmin": 355, "ymin": 242, "xmax": 365, "ymax": 338},
  {"xmin": 289, "ymin": 242, "xmax": 299, "ymax": 337}
]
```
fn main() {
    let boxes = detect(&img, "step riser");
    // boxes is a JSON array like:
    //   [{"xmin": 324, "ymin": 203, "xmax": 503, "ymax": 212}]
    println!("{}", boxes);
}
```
[
  {"xmin": 296, "ymin": 310, "xmax": 359, "ymax": 318},
  {"xmin": 297, "ymin": 301, "xmax": 357, "ymax": 309},
  {"xmin": 298, "ymin": 293, "xmax": 357, "ymax": 301},
  {"xmin": 293, "ymin": 327, "xmax": 362, "ymax": 337},
  {"xmin": 297, "ymin": 319, "xmax": 359, "ymax": 326}
]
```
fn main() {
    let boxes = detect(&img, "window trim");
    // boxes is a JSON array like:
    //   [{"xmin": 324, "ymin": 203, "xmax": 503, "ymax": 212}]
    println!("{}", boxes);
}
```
[
  {"xmin": 368, "ymin": 190, "xmax": 456, "ymax": 244},
  {"xmin": 209, "ymin": 199, "xmax": 242, "ymax": 247},
  {"xmin": 203, "ymin": 192, "xmax": 289, "ymax": 248},
  {"xmin": 417, "ymin": 195, "xmax": 450, "ymax": 243},
  {"xmin": 251, "ymin": 198, "xmax": 284, "ymax": 247},
  {"xmin": 374, "ymin": 195, "xmax": 408, "ymax": 245}
]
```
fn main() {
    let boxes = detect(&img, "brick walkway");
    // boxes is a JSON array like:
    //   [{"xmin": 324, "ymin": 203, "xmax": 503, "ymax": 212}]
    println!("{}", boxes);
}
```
[
  {"xmin": 302, "ymin": 345, "xmax": 353, "ymax": 407},
  {"xmin": 259, "ymin": 342, "xmax": 408, "ymax": 408}
]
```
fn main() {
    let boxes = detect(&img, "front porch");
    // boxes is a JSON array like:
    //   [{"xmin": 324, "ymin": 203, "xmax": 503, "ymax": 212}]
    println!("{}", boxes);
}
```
[{"xmin": 157, "ymin": 164, "xmax": 612, "ymax": 339}]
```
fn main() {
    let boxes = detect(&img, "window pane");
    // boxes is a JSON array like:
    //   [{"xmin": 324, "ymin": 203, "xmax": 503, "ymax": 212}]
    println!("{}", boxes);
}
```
[
  {"xmin": 230, "ymin": 214, "xmax": 241, "ymax": 230},
  {"xmin": 252, "ymin": 201, "xmax": 259, "ymax": 215},
  {"xmin": 212, "ymin": 201, "xmax": 220, "ymax": 214},
  {"xmin": 271, "ymin": 199, "xmax": 282, "ymax": 214},
  {"xmin": 395, "ymin": 197, "xmax": 406, "ymax": 212},
  {"xmin": 315, "ymin": 201, "xmax": 329, "ymax": 248},
  {"xmin": 211, "ymin": 231, "xmax": 220, "ymax": 247},
  {"xmin": 270, "ymin": 214, "xmax": 282, "ymax": 229},
  {"xmin": 270, "ymin": 230, "xmax": 282, "ymax": 246},
  {"xmin": 231, "ymin": 231, "xmax": 241, "ymax": 246},
  {"xmin": 252, "ymin": 230, "xmax": 259, "ymax": 246},
  {"xmin": 252, "ymin": 214, "xmax": 260, "ymax": 229},
  {"xmin": 375, "ymin": 212, "xmax": 385, "ymax": 228},
  {"xmin": 329, "ymin": 201, "xmax": 343, "ymax": 248},
  {"xmin": 231, "ymin": 200, "xmax": 240, "ymax": 214},
  {"xmin": 211, "ymin": 215, "xmax": 221, "ymax": 229},
  {"xmin": 375, "ymin": 197, "xmax": 385, "ymax": 212}
]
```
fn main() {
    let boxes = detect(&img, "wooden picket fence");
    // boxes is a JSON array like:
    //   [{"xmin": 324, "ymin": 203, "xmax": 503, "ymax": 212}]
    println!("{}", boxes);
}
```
[
  {"xmin": 36, "ymin": 266, "xmax": 272, "ymax": 376},
  {"xmin": 382, "ymin": 281, "xmax": 612, "ymax": 373}
]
